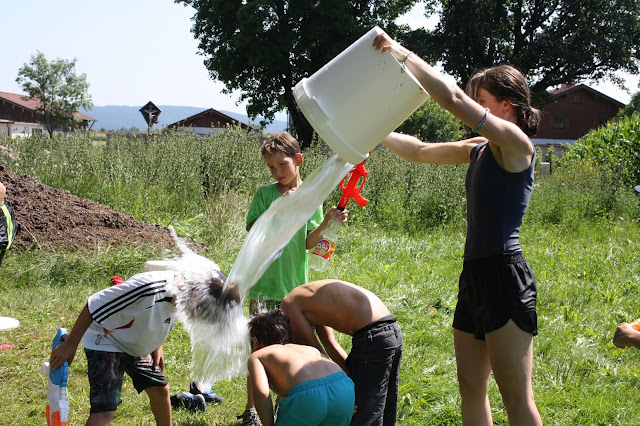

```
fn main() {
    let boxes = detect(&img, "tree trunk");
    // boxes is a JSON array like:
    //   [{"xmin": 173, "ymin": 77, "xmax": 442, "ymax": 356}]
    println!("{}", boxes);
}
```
[{"xmin": 284, "ymin": 91, "xmax": 315, "ymax": 149}]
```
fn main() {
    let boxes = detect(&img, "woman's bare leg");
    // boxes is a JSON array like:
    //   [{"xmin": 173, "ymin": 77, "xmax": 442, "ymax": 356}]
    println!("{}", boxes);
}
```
[
  {"xmin": 486, "ymin": 320, "xmax": 542, "ymax": 426},
  {"xmin": 454, "ymin": 328, "xmax": 493, "ymax": 426}
]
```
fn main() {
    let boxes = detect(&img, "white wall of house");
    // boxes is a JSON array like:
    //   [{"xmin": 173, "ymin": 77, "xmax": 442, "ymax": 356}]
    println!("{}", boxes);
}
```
[
  {"xmin": 174, "ymin": 126, "xmax": 226, "ymax": 136},
  {"xmin": 6, "ymin": 122, "xmax": 46, "ymax": 138}
]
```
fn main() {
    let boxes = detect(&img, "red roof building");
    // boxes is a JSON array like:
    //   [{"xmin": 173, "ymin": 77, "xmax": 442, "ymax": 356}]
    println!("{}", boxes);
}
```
[
  {"xmin": 534, "ymin": 84, "xmax": 623, "ymax": 141},
  {"xmin": 531, "ymin": 84, "xmax": 624, "ymax": 156},
  {"xmin": 167, "ymin": 108, "xmax": 254, "ymax": 135},
  {"xmin": 0, "ymin": 91, "xmax": 96, "ymax": 133}
]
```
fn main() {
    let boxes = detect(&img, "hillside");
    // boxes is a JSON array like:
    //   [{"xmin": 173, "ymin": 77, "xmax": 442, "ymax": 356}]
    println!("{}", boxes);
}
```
[{"xmin": 82, "ymin": 105, "xmax": 288, "ymax": 133}]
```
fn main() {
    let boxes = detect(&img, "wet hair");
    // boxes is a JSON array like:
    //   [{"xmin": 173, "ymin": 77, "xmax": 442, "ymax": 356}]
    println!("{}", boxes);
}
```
[
  {"xmin": 465, "ymin": 65, "xmax": 541, "ymax": 136},
  {"xmin": 248, "ymin": 309, "xmax": 292, "ymax": 346},
  {"xmin": 261, "ymin": 132, "xmax": 300, "ymax": 159},
  {"xmin": 177, "ymin": 271, "xmax": 241, "ymax": 323}
]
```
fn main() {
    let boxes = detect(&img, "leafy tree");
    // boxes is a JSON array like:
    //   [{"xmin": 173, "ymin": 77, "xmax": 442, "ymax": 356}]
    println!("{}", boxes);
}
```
[
  {"xmin": 617, "ymin": 91, "xmax": 640, "ymax": 118},
  {"xmin": 406, "ymin": 0, "xmax": 640, "ymax": 105},
  {"xmin": 177, "ymin": 0, "xmax": 414, "ymax": 147},
  {"xmin": 16, "ymin": 51, "xmax": 93, "ymax": 137},
  {"xmin": 397, "ymin": 98, "xmax": 466, "ymax": 142}
]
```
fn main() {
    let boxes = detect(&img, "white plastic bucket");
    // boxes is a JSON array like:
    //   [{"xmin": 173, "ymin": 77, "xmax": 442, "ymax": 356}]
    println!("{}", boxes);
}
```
[
  {"xmin": 143, "ymin": 260, "xmax": 178, "ymax": 272},
  {"xmin": 294, "ymin": 26, "xmax": 430, "ymax": 165}
]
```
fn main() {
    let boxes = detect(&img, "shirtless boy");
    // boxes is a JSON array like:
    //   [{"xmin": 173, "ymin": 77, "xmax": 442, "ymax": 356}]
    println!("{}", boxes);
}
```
[
  {"xmin": 247, "ymin": 310, "xmax": 355, "ymax": 425},
  {"xmin": 280, "ymin": 279, "xmax": 403, "ymax": 426}
]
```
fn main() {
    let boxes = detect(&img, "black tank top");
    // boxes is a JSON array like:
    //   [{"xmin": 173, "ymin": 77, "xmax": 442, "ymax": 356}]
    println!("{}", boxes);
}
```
[{"xmin": 464, "ymin": 142, "xmax": 534, "ymax": 260}]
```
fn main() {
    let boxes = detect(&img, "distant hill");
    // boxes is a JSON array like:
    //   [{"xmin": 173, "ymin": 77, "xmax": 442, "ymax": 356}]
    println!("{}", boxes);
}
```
[{"xmin": 82, "ymin": 105, "xmax": 287, "ymax": 133}]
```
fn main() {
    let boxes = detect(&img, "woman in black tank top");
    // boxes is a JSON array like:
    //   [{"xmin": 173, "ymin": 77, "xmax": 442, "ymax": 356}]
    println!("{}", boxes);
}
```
[{"xmin": 373, "ymin": 30, "xmax": 543, "ymax": 426}]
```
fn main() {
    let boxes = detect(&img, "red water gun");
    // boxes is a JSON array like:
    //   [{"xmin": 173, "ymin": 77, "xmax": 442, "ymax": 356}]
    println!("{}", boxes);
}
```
[{"xmin": 337, "ymin": 159, "xmax": 369, "ymax": 211}]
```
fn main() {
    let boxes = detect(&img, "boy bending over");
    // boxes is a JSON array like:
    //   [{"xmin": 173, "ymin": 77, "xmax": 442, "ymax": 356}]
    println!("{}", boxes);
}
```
[
  {"xmin": 49, "ymin": 269, "xmax": 238, "ymax": 425},
  {"xmin": 281, "ymin": 279, "xmax": 403, "ymax": 426},
  {"xmin": 248, "ymin": 310, "xmax": 355, "ymax": 426}
]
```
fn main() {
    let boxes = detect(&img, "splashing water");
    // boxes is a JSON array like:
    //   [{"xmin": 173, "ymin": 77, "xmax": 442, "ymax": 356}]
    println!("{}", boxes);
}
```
[
  {"xmin": 165, "ymin": 228, "xmax": 250, "ymax": 388},
  {"xmin": 225, "ymin": 154, "xmax": 353, "ymax": 298}
]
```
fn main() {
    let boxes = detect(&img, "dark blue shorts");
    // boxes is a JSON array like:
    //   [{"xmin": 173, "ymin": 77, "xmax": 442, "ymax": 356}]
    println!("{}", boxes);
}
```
[
  {"xmin": 85, "ymin": 349, "xmax": 168, "ymax": 413},
  {"xmin": 453, "ymin": 252, "xmax": 538, "ymax": 340}
]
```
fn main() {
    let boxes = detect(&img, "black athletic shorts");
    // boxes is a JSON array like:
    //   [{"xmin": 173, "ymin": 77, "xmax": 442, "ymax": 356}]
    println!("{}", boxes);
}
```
[
  {"xmin": 453, "ymin": 252, "xmax": 537, "ymax": 340},
  {"xmin": 85, "ymin": 349, "xmax": 168, "ymax": 413}
]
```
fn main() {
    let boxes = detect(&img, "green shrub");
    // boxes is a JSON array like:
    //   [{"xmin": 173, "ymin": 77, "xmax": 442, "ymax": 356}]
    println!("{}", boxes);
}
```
[
  {"xmin": 346, "ymin": 148, "xmax": 467, "ymax": 233},
  {"xmin": 397, "ymin": 99, "xmax": 467, "ymax": 142},
  {"xmin": 0, "ymin": 128, "xmax": 268, "ymax": 226},
  {"xmin": 2, "ymin": 116, "xmax": 638, "ymax": 239},
  {"xmin": 560, "ymin": 114, "xmax": 640, "ymax": 188},
  {"xmin": 527, "ymin": 160, "xmax": 640, "ymax": 226},
  {"xmin": 617, "ymin": 91, "xmax": 640, "ymax": 118}
]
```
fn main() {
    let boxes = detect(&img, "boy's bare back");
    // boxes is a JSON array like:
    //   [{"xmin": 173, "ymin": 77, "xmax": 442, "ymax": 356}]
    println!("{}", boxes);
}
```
[
  {"xmin": 249, "ymin": 343, "xmax": 342, "ymax": 397},
  {"xmin": 281, "ymin": 279, "xmax": 391, "ymax": 335}
]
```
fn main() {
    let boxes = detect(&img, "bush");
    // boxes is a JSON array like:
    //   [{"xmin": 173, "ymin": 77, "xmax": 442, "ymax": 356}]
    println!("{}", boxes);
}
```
[
  {"xmin": 0, "ymin": 128, "xmax": 269, "ymax": 222},
  {"xmin": 397, "ymin": 99, "xmax": 467, "ymax": 142},
  {"xmin": 560, "ymin": 114, "xmax": 640, "ymax": 188},
  {"xmin": 1, "ymin": 118, "xmax": 638, "ymax": 241},
  {"xmin": 617, "ymin": 91, "xmax": 640, "ymax": 118},
  {"xmin": 527, "ymin": 160, "xmax": 640, "ymax": 226},
  {"xmin": 345, "ymin": 148, "xmax": 467, "ymax": 233}
]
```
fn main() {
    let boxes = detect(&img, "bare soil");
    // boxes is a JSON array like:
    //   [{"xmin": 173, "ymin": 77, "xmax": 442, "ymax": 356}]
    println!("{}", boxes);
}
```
[{"xmin": 0, "ymin": 165, "xmax": 178, "ymax": 252}]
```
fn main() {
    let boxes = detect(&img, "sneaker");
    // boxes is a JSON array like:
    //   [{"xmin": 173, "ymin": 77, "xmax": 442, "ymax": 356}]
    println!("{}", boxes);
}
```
[
  {"xmin": 170, "ymin": 392, "xmax": 206, "ymax": 412},
  {"xmin": 190, "ymin": 380, "xmax": 223, "ymax": 404},
  {"xmin": 237, "ymin": 408, "xmax": 262, "ymax": 426}
]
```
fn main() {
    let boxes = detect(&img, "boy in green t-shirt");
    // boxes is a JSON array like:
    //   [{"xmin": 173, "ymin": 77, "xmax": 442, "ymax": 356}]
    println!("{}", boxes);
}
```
[{"xmin": 238, "ymin": 132, "xmax": 347, "ymax": 425}]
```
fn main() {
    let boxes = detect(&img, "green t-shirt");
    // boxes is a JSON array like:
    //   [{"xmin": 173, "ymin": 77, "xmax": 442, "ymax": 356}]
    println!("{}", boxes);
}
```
[{"xmin": 246, "ymin": 183, "xmax": 323, "ymax": 301}]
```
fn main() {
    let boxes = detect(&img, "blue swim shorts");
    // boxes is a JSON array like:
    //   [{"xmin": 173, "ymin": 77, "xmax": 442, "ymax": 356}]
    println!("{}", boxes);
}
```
[{"xmin": 276, "ymin": 371, "xmax": 355, "ymax": 425}]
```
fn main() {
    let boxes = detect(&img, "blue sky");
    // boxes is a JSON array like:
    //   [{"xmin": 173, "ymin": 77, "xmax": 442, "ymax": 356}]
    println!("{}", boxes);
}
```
[{"xmin": 1, "ymin": 1, "xmax": 637, "ymax": 119}]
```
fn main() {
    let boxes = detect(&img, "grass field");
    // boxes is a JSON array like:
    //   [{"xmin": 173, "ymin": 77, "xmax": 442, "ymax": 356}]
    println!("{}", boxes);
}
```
[
  {"xmin": 2, "ymin": 220, "xmax": 640, "ymax": 425},
  {"xmin": 1, "ymin": 128, "xmax": 640, "ymax": 424}
]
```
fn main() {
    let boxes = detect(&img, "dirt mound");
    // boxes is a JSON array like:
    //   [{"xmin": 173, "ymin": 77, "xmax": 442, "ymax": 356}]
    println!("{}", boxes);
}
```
[{"xmin": 0, "ymin": 165, "xmax": 178, "ymax": 252}]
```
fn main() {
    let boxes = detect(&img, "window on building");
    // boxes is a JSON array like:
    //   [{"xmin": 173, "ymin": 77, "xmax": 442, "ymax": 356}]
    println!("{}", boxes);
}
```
[
  {"xmin": 553, "ymin": 118, "xmax": 565, "ymax": 129},
  {"xmin": 32, "ymin": 128, "xmax": 42, "ymax": 135},
  {"xmin": 573, "ymin": 95, "xmax": 581, "ymax": 103}
]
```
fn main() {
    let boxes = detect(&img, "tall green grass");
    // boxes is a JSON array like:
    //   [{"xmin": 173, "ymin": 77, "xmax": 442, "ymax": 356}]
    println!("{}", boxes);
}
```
[{"xmin": 1, "ymin": 125, "xmax": 640, "ymax": 425}]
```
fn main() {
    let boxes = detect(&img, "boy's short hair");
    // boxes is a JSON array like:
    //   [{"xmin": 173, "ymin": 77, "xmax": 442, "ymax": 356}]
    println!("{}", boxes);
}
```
[
  {"xmin": 261, "ymin": 132, "xmax": 300, "ymax": 159},
  {"xmin": 248, "ymin": 309, "xmax": 292, "ymax": 346}
]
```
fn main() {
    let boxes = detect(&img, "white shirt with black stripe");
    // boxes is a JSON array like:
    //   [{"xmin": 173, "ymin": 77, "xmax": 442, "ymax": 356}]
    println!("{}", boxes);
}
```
[{"xmin": 81, "ymin": 271, "xmax": 178, "ymax": 357}]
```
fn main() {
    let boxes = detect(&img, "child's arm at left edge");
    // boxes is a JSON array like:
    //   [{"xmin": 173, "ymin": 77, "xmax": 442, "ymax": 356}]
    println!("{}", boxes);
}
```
[
  {"xmin": 248, "ymin": 354, "xmax": 275, "ymax": 426},
  {"xmin": 50, "ymin": 303, "xmax": 93, "ymax": 370},
  {"xmin": 306, "ymin": 207, "xmax": 348, "ymax": 250}
]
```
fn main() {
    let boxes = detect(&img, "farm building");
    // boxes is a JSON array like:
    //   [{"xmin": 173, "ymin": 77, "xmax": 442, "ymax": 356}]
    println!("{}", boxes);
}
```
[
  {"xmin": 167, "ymin": 108, "xmax": 254, "ymax": 135},
  {"xmin": 532, "ymin": 83, "xmax": 624, "ymax": 155},
  {"xmin": 0, "ymin": 91, "xmax": 96, "ymax": 137},
  {"xmin": 0, "ymin": 119, "xmax": 46, "ymax": 138}
]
